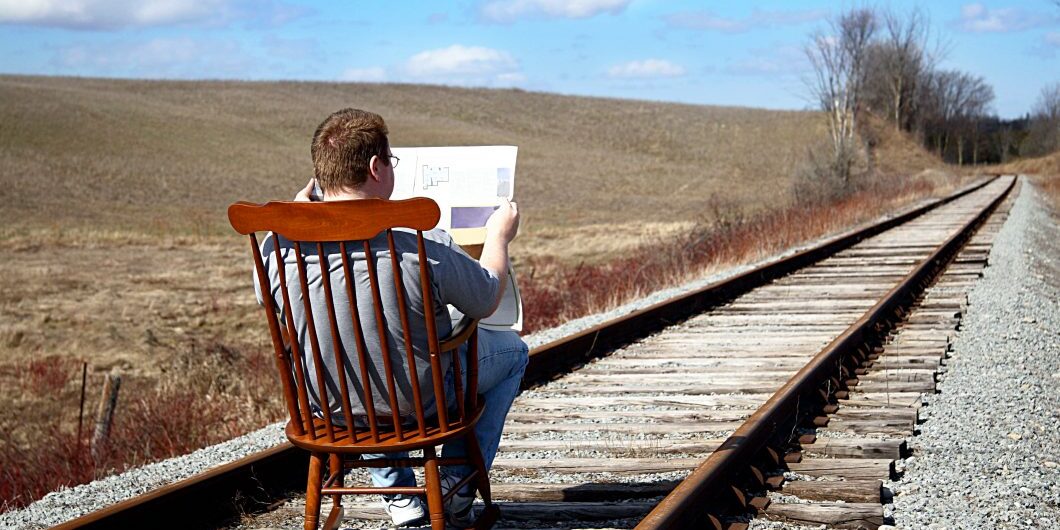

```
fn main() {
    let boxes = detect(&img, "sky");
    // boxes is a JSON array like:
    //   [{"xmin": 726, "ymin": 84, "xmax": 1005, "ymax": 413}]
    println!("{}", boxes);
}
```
[{"xmin": 0, "ymin": 0, "xmax": 1057, "ymax": 118}]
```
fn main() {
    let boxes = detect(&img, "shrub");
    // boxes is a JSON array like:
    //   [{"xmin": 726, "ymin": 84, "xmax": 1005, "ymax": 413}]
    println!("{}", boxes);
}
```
[{"xmin": 0, "ymin": 341, "xmax": 283, "ymax": 511}]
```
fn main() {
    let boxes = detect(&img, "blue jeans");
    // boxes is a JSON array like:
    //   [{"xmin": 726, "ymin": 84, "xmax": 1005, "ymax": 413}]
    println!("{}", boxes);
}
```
[{"xmin": 366, "ymin": 328, "xmax": 529, "ymax": 494}]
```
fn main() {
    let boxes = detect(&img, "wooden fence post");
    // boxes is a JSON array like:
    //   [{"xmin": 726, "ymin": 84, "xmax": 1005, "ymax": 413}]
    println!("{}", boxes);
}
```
[{"xmin": 91, "ymin": 371, "xmax": 122, "ymax": 462}]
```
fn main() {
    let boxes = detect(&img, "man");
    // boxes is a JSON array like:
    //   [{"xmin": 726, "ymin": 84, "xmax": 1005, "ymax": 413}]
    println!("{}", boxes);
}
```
[{"xmin": 261, "ymin": 108, "xmax": 528, "ymax": 527}]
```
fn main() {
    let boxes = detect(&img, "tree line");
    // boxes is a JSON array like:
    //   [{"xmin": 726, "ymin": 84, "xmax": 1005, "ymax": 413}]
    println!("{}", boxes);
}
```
[{"xmin": 804, "ymin": 6, "xmax": 1059, "ymax": 187}]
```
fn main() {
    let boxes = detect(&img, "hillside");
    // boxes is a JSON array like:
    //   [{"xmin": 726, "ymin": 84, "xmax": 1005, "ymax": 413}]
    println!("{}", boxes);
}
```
[
  {"xmin": 999, "ymin": 150, "xmax": 1060, "ymax": 175},
  {"xmin": 0, "ymin": 75, "xmax": 947, "ymax": 260},
  {"xmin": 997, "ymin": 151, "xmax": 1060, "ymax": 210}
]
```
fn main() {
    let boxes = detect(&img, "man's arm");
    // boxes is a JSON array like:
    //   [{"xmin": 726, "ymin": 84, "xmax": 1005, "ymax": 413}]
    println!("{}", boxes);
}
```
[
  {"xmin": 477, "ymin": 199, "xmax": 520, "ymax": 315},
  {"xmin": 253, "ymin": 180, "xmax": 314, "ymax": 307}
]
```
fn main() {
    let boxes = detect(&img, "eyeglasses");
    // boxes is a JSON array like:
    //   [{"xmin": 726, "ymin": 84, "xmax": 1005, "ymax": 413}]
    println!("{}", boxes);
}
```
[{"xmin": 388, "ymin": 155, "xmax": 400, "ymax": 168}]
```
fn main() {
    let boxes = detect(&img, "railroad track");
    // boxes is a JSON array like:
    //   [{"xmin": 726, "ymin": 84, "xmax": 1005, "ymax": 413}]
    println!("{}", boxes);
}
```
[{"xmin": 52, "ymin": 175, "xmax": 1016, "ymax": 530}]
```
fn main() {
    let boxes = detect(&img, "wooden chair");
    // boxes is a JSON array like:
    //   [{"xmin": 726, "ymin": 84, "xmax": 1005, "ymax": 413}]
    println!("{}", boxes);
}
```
[{"xmin": 228, "ymin": 197, "xmax": 499, "ymax": 530}]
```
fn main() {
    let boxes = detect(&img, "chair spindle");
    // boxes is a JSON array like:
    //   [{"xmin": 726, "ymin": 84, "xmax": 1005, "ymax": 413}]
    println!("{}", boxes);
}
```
[
  {"xmin": 386, "ymin": 230, "xmax": 428, "ymax": 437},
  {"xmin": 416, "ymin": 231, "xmax": 449, "ymax": 432},
  {"xmin": 272, "ymin": 238, "xmax": 316, "ymax": 438},
  {"xmin": 293, "ymin": 241, "xmax": 337, "ymax": 443},
  {"xmin": 362, "ymin": 238, "xmax": 405, "ymax": 440},
  {"xmin": 316, "ymin": 243, "xmax": 358, "ymax": 436},
  {"xmin": 248, "ymin": 234, "xmax": 304, "ymax": 435},
  {"xmin": 339, "ymin": 243, "xmax": 380, "ymax": 443}
]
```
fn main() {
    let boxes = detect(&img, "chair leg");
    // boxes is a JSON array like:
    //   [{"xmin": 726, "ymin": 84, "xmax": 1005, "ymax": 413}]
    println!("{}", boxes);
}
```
[
  {"xmin": 328, "ymin": 453, "xmax": 344, "ymax": 506},
  {"xmin": 463, "ymin": 432, "xmax": 492, "ymax": 506},
  {"xmin": 304, "ymin": 452, "xmax": 325, "ymax": 530},
  {"xmin": 422, "ymin": 446, "xmax": 446, "ymax": 530},
  {"xmin": 322, "ymin": 453, "xmax": 344, "ymax": 530},
  {"xmin": 463, "ymin": 432, "xmax": 500, "ymax": 529}
]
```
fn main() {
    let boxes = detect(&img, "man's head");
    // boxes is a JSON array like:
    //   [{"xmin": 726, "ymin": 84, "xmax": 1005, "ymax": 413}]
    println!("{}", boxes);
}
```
[{"xmin": 311, "ymin": 108, "xmax": 393, "ymax": 196}]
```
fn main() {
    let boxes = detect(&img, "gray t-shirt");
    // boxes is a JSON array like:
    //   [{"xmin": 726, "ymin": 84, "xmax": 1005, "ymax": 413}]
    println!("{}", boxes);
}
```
[{"xmin": 254, "ymin": 228, "xmax": 499, "ymax": 422}]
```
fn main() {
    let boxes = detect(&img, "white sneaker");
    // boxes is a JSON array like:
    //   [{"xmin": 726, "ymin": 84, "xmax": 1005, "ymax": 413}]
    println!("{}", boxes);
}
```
[
  {"xmin": 384, "ymin": 495, "xmax": 427, "ymax": 528},
  {"xmin": 439, "ymin": 473, "xmax": 476, "ymax": 528}
]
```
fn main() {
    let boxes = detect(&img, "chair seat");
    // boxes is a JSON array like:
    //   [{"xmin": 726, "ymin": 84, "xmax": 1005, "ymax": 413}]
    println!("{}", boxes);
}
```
[{"xmin": 286, "ymin": 403, "xmax": 486, "ymax": 454}]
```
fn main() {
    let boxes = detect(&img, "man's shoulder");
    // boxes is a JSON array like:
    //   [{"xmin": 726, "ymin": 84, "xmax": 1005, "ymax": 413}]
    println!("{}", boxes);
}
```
[
  {"xmin": 421, "ymin": 228, "xmax": 454, "ymax": 246},
  {"xmin": 390, "ymin": 227, "xmax": 451, "ymax": 244},
  {"xmin": 391, "ymin": 228, "xmax": 460, "ymax": 257}
]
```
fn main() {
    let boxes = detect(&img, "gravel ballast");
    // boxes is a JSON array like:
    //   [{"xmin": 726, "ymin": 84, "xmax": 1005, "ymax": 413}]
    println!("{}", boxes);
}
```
[{"xmin": 890, "ymin": 179, "xmax": 1060, "ymax": 529}]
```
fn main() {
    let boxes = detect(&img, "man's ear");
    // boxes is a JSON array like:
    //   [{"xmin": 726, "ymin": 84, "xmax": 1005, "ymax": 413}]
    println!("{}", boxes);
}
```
[{"xmin": 367, "ymin": 155, "xmax": 382, "ymax": 182}]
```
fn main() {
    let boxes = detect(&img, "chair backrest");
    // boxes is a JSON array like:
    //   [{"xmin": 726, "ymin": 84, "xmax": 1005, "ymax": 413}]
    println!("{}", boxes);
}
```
[{"xmin": 228, "ymin": 197, "xmax": 472, "ymax": 445}]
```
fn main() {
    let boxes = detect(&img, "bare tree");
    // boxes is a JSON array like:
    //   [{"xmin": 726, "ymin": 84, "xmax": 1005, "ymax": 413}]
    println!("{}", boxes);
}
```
[
  {"xmin": 996, "ymin": 126, "xmax": 1014, "ymax": 163},
  {"xmin": 920, "ymin": 70, "xmax": 956, "ymax": 157},
  {"xmin": 964, "ymin": 77, "xmax": 994, "ymax": 164},
  {"xmin": 879, "ymin": 8, "xmax": 936, "ymax": 132},
  {"xmin": 1023, "ymin": 82, "xmax": 1060, "ymax": 156},
  {"xmin": 805, "ymin": 8, "xmax": 878, "ymax": 188},
  {"xmin": 918, "ymin": 70, "xmax": 994, "ymax": 164}
]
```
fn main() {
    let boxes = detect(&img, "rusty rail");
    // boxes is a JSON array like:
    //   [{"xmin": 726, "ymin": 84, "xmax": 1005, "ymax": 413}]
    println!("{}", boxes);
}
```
[
  {"xmin": 636, "ymin": 176, "xmax": 1015, "ymax": 529},
  {"xmin": 50, "ymin": 176, "xmax": 998, "ymax": 530},
  {"xmin": 521, "ymin": 176, "xmax": 996, "ymax": 386}
]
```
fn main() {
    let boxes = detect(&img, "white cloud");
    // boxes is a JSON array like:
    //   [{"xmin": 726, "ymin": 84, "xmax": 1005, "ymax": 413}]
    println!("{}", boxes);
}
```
[
  {"xmin": 727, "ymin": 46, "xmax": 808, "ymax": 77},
  {"xmin": 664, "ymin": 8, "xmax": 826, "ymax": 33},
  {"xmin": 406, "ymin": 44, "xmax": 518, "ymax": 77},
  {"xmin": 607, "ymin": 59, "xmax": 685, "ymax": 79},
  {"xmin": 54, "ymin": 37, "xmax": 254, "ymax": 77},
  {"xmin": 1030, "ymin": 31, "xmax": 1060, "ymax": 58},
  {"xmin": 480, "ymin": 0, "xmax": 631, "ymax": 23},
  {"xmin": 0, "ymin": 0, "xmax": 307, "ymax": 30},
  {"xmin": 0, "ymin": 0, "xmax": 223, "ymax": 29},
  {"xmin": 340, "ymin": 67, "xmax": 387, "ymax": 82},
  {"xmin": 955, "ymin": 3, "xmax": 1054, "ymax": 33},
  {"xmin": 400, "ymin": 45, "xmax": 526, "ymax": 87},
  {"xmin": 960, "ymin": 3, "xmax": 986, "ymax": 19}
]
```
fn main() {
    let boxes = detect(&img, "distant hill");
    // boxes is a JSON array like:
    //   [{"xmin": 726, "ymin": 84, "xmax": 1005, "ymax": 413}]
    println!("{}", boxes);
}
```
[{"xmin": 0, "ymin": 75, "xmax": 947, "ymax": 259}]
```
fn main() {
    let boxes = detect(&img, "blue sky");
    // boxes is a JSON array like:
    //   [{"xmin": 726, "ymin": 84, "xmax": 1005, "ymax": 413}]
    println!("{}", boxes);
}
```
[{"xmin": 0, "ymin": 0, "xmax": 1057, "ymax": 118}]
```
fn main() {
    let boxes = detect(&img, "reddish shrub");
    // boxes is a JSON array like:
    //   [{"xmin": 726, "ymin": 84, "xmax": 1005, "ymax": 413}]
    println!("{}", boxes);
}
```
[
  {"xmin": 519, "ymin": 175, "xmax": 942, "ymax": 333},
  {"xmin": 15, "ymin": 356, "xmax": 75, "ymax": 396},
  {"xmin": 0, "ymin": 342, "xmax": 283, "ymax": 511}
]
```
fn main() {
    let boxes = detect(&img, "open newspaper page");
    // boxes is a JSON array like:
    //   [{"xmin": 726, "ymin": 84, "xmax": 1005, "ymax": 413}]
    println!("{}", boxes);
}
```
[{"xmin": 390, "ymin": 146, "xmax": 522, "ymax": 332}]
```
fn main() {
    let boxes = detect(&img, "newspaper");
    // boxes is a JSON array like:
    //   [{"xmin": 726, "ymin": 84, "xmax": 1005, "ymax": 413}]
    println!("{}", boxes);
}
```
[{"xmin": 390, "ymin": 146, "xmax": 522, "ymax": 332}]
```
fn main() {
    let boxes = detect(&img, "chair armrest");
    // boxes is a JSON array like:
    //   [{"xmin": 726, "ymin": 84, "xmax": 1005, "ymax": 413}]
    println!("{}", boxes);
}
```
[{"xmin": 439, "ymin": 315, "xmax": 478, "ymax": 352}]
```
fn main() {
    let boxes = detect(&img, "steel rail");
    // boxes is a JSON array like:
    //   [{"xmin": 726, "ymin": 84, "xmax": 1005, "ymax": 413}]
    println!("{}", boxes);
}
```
[
  {"xmin": 636, "ymin": 176, "xmax": 1016, "ymax": 529},
  {"xmin": 49, "ymin": 176, "xmax": 998, "ymax": 530},
  {"xmin": 521, "ymin": 176, "xmax": 996, "ymax": 386}
]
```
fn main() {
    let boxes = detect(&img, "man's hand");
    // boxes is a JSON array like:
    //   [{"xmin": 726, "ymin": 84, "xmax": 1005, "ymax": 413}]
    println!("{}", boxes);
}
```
[
  {"xmin": 294, "ymin": 178, "xmax": 317, "ymax": 202},
  {"xmin": 479, "ymin": 199, "xmax": 519, "ymax": 314},
  {"xmin": 485, "ymin": 199, "xmax": 520, "ymax": 243}
]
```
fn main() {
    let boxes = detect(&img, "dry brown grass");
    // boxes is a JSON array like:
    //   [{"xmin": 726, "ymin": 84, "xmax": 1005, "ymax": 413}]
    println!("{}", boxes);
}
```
[
  {"xmin": 0, "ymin": 74, "xmax": 962, "ymax": 509},
  {"xmin": 995, "ymin": 151, "xmax": 1060, "ymax": 211},
  {"xmin": 861, "ymin": 112, "xmax": 949, "ymax": 179},
  {"xmin": 1, "ymin": 75, "xmax": 827, "ymax": 243}
]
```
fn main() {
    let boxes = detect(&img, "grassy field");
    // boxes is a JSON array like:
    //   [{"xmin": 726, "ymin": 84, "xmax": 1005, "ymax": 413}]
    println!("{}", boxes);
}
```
[
  {"xmin": 1, "ymin": 75, "xmax": 827, "ymax": 244},
  {"xmin": 0, "ymin": 75, "xmax": 964, "ymax": 509}
]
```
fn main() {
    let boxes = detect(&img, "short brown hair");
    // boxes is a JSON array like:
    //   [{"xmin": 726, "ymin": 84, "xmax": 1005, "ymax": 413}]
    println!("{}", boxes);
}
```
[{"xmin": 311, "ymin": 108, "xmax": 390, "ymax": 191}]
